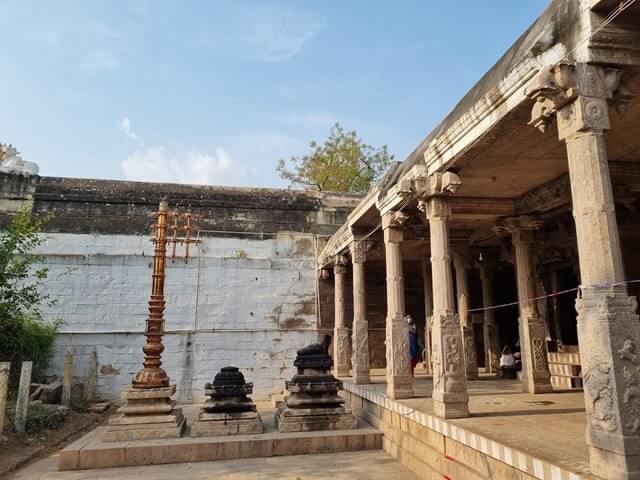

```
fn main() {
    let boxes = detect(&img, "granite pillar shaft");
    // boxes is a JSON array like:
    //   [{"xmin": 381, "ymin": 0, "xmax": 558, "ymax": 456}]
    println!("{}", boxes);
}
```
[
  {"xmin": 512, "ymin": 229, "xmax": 552, "ymax": 394},
  {"xmin": 382, "ymin": 213, "xmax": 413, "ymax": 399},
  {"xmin": 453, "ymin": 254, "xmax": 478, "ymax": 380},
  {"xmin": 556, "ymin": 66, "xmax": 640, "ymax": 479},
  {"xmin": 351, "ymin": 241, "xmax": 370, "ymax": 384},
  {"xmin": 479, "ymin": 264, "xmax": 500, "ymax": 374},
  {"xmin": 333, "ymin": 261, "xmax": 350, "ymax": 377},
  {"xmin": 426, "ymin": 198, "xmax": 469, "ymax": 418},
  {"xmin": 422, "ymin": 260, "xmax": 433, "ymax": 374}
]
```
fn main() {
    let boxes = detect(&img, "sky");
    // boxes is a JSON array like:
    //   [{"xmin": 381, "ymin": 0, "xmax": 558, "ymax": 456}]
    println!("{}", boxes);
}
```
[{"xmin": 0, "ymin": 1, "xmax": 548, "ymax": 188}]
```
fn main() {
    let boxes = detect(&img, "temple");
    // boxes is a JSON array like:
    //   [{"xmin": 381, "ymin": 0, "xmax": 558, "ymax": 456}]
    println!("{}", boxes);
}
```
[
  {"xmin": 1, "ymin": 1, "xmax": 639, "ymax": 479},
  {"xmin": 318, "ymin": 1, "xmax": 640, "ymax": 478}
]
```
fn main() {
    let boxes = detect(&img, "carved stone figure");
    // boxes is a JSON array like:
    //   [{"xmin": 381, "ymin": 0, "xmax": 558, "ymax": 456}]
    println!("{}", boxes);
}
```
[{"xmin": 0, "ymin": 144, "xmax": 39, "ymax": 176}]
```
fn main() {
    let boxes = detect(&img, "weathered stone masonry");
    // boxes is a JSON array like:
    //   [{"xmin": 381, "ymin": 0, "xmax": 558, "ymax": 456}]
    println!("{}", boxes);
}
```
[{"xmin": 0, "ymin": 174, "xmax": 362, "ymax": 403}]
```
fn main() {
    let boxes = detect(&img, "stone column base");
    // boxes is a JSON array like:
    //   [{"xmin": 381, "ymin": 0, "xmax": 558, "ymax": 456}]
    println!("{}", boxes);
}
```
[
  {"xmin": 385, "ymin": 317, "xmax": 413, "ymax": 400},
  {"xmin": 103, "ymin": 385, "xmax": 185, "ymax": 442},
  {"xmin": 386, "ymin": 376, "xmax": 413, "ymax": 400},
  {"xmin": 433, "ymin": 399, "xmax": 469, "ymax": 419},
  {"xmin": 191, "ymin": 411, "xmax": 263, "ymax": 437},
  {"xmin": 352, "ymin": 319, "xmax": 370, "ymax": 385},
  {"xmin": 334, "ymin": 327, "xmax": 351, "ymax": 378},
  {"xmin": 274, "ymin": 404, "xmax": 357, "ymax": 432}
]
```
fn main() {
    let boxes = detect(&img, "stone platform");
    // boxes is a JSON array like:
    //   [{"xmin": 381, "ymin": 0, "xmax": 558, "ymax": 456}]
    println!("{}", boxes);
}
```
[
  {"xmin": 191, "ymin": 411, "xmax": 263, "ymax": 437},
  {"xmin": 58, "ymin": 410, "xmax": 381, "ymax": 471},
  {"xmin": 343, "ymin": 375, "xmax": 594, "ymax": 480}
]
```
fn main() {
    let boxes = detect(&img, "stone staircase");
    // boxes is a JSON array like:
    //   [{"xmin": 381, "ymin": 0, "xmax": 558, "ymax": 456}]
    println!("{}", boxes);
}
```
[{"xmin": 548, "ymin": 350, "xmax": 582, "ymax": 390}]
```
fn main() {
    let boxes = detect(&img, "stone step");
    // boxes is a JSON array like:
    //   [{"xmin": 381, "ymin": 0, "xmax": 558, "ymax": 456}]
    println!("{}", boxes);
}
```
[
  {"xmin": 549, "ymin": 363, "xmax": 581, "ymax": 377},
  {"xmin": 548, "ymin": 352, "xmax": 581, "ymax": 365},
  {"xmin": 59, "ymin": 414, "xmax": 382, "ymax": 470},
  {"xmin": 550, "ymin": 375, "xmax": 583, "ymax": 389}
]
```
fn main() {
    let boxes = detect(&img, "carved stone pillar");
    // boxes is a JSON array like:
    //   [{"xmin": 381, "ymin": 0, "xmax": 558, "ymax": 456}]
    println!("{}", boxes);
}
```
[
  {"xmin": 381, "ymin": 211, "xmax": 413, "ymax": 399},
  {"xmin": 549, "ymin": 268, "xmax": 563, "ymax": 343},
  {"xmin": 424, "ymin": 197, "xmax": 469, "ymax": 418},
  {"xmin": 422, "ymin": 259, "xmax": 433, "ymax": 374},
  {"xmin": 478, "ymin": 259, "xmax": 501, "ymax": 374},
  {"xmin": 350, "ymin": 240, "xmax": 370, "ymax": 384},
  {"xmin": 453, "ymin": 251, "xmax": 478, "ymax": 380},
  {"xmin": 504, "ymin": 220, "xmax": 553, "ymax": 394},
  {"xmin": 528, "ymin": 63, "xmax": 640, "ymax": 480},
  {"xmin": 333, "ymin": 256, "xmax": 350, "ymax": 378}
]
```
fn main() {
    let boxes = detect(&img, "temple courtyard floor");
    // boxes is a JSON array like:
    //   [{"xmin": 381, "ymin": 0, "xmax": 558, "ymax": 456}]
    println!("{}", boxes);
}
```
[
  {"xmin": 342, "ymin": 373, "xmax": 590, "ymax": 479},
  {"xmin": 4, "ymin": 450, "xmax": 419, "ymax": 480}
]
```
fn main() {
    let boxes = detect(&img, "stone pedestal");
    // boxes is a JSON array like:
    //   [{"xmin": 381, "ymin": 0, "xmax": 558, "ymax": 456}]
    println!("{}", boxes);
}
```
[
  {"xmin": 0, "ymin": 362, "xmax": 9, "ymax": 439},
  {"xmin": 103, "ymin": 385, "xmax": 185, "ymax": 441},
  {"xmin": 192, "ymin": 366, "xmax": 262, "ymax": 437},
  {"xmin": 276, "ymin": 342, "xmax": 357, "ymax": 432},
  {"xmin": 15, "ymin": 361, "xmax": 32, "ymax": 435}
]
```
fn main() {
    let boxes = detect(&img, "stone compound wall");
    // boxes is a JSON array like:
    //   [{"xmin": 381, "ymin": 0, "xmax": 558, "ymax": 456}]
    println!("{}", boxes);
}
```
[{"xmin": 0, "ymin": 173, "xmax": 362, "ymax": 402}]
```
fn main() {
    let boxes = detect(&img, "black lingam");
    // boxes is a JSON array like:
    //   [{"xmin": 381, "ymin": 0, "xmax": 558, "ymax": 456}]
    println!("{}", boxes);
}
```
[
  {"xmin": 202, "ymin": 366, "xmax": 256, "ymax": 413},
  {"xmin": 191, "ymin": 366, "xmax": 263, "ymax": 436},
  {"xmin": 275, "ymin": 336, "xmax": 357, "ymax": 432}
]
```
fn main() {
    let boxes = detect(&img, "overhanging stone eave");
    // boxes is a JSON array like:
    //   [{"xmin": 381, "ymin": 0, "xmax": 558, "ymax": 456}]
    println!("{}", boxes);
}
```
[{"xmin": 422, "ymin": 46, "xmax": 567, "ymax": 178}]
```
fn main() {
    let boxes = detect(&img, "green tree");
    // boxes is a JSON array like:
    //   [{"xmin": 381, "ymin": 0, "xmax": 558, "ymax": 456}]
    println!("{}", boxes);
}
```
[
  {"xmin": 0, "ymin": 203, "xmax": 58, "ymax": 390},
  {"xmin": 277, "ymin": 123, "xmax": 394, "ymax": 192}
]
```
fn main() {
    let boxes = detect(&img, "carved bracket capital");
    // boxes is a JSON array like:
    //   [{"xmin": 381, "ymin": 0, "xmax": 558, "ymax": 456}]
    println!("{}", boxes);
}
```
[
  {"xmin": 493, "ymin": 215, "xmax": 543, "ymax": 237},
  {"xmin": 526, "ymin": 63, "xmax": 633, "ymax": 137},
  {"xmin": 349, "ymin": 240, "xmax": 367, "ymax": 264},
  {"xmin": 381, "ymin": 210, "xmax": 409, "ymax": 230}
]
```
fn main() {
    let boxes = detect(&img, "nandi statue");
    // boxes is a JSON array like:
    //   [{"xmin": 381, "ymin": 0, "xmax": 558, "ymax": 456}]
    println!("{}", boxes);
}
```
[{"xmin": 0, "ymin": 143, "xmax": 39, "ymax": 176}]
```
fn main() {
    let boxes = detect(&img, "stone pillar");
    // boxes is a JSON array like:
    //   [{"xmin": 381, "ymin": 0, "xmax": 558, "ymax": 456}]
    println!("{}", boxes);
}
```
[
  {"xmin": 508, "ymin": 222, "xmax": 553, "ymax": 394},
  {"xmin": 61, "ymin": 352, "xmax": 73, "ymax": 408},
  {"xmin": 549, "ymin": 268, "xmax": 563, "ymax": 343},
  {"xmin": 556, "ymin": 64, "xmax": 639, "ymax": 480},
  {"xmin": 381, "ymin": 211, "xmax": 413, "ymax": 399},
  {"xmin": 333, "ymin": 256, "xmax": 350, "ymax": 378},
  {"xmin": 478, "ymin": 260, "xmax": 501, "ymax": 374},
  {"xmin": 453, "ymin": 251, "xmax": 478, "ymax": 380},
  {"xmin": 424, "ymin": 197, "xmax": 469, "ymax": 418},
  {"xmin": 0, "ymin": 362, "xmax": 9, "ymax": 439},
  {"xmin": 15, "ymin": 361, "xmax": 32, "ymax": 435},
  {"xmin": 350, "ymin": 240, "xmax": 370, "ymax": 384},
  {"xmin": 422, "ymin": 260, "xmax": 433, "ymax": 374}
]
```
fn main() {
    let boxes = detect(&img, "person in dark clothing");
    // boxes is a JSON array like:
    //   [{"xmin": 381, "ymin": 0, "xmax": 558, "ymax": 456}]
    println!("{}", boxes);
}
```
[{"xmin": 406, "ymin": 315, "xmax": 423, "ymax": 376}]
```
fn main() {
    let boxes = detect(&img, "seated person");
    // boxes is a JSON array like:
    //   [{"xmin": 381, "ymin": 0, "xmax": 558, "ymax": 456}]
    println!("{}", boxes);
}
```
[{"xmin": 500, "ymin": 345, "xmax": 517, "ymax": 379}]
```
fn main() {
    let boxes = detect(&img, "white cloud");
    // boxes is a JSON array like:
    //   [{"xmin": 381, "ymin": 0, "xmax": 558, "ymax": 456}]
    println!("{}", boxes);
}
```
[
  {"xmin": 243, "ymin": 6, "xmax": 326, "ymax": 62},
  {"xmin": 82, "ymin": 50, "xmax": 119, "ymax": 74},
  {"xmin": 118, "ymin": 117, "xmax": 139, "ymax": 142},
  {"xmin": 121, "ymin": 146, "xmax": 257, "ymax": 186},
  {"xmin": 201, "ymin": 5, "xmax": 326, "ymax": 62}
]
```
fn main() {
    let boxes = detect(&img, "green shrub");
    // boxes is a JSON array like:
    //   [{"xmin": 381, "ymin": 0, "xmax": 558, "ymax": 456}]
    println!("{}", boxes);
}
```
[
  {"xmin": 0, "ymin": 202, "xmax": 59, "ymax": 391},
  {"xmin": 25, "ymin": 404, "xmax": 67, "ymax": 434}
]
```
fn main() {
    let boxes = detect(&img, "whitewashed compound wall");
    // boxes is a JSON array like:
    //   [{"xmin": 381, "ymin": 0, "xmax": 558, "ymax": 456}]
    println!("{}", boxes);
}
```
[{"xmin": 38, "ymin": 232, "xmax": 321, "ymax": 403}]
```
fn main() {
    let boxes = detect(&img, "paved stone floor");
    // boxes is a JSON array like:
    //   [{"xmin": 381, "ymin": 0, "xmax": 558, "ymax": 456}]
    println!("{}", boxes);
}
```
[
  {"xmin": 5, "ymin": 450, "xmax": 419, "ymax": 480},
  {"xmin": 354, "ymin": 374, "xmax": 590, "ymax": 475}
]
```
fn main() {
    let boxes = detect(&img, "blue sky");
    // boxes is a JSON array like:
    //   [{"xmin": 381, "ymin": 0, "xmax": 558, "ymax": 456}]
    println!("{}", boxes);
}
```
[{"xmin": 0, "ymin": 1, "xmax": 548, "ymax": 188}]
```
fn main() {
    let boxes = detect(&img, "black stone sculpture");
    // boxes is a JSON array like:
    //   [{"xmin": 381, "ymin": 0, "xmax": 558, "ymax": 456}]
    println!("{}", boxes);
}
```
[
  {"xmin": 275, "ymin": 336, "xmax": 357, "ymax": 432},
  {"xmin": 203, "ymin": 366, "xmax": 256, "ymax": 413}
]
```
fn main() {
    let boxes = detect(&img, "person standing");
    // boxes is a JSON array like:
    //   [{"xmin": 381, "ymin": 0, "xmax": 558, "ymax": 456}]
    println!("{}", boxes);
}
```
[{"xmin": 407, "ymin": 315, "xmax": 423, "ymax": 376}]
